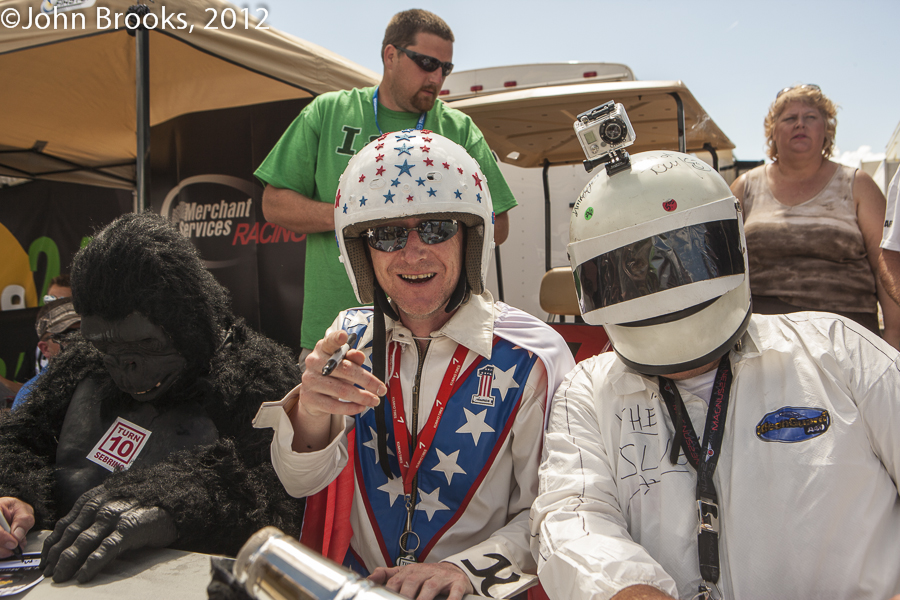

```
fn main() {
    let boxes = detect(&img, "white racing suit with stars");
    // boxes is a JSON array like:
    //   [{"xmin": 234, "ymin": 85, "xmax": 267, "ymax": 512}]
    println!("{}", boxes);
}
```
[{"xmin": 258, "ymin": 292, "xmax": 574, "ymax": 598}]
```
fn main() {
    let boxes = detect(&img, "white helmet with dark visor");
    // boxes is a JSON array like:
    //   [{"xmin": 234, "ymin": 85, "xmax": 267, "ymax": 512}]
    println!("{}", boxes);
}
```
[{"xmin": 568, "ymin": 151, "xmax": 751, "ymax": 375}]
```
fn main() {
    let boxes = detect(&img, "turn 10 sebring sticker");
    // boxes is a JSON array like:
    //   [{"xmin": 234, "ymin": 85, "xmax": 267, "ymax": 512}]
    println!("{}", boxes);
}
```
[
  {"xmin": 756, "ymin": 407, "xmax": 830, "ymax": 443},
  {"xmin": 87, "ymin": 418, "xmax": 151, "ymax": 472}
]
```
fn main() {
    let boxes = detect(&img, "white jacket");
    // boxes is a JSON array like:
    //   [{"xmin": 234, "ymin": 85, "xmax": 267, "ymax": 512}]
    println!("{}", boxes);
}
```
[
  {"xmin": 259, "ymin": 293, "xmax": 574, "ymax": 598},
  {"xmin": 532, "ymin": 312, "xmax": 900, "ymax": 600}
]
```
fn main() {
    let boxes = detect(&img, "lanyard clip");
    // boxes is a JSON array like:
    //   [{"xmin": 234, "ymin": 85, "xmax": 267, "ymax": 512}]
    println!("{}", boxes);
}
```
[
  {"xmin": 691, "ymin": 582, "xmax": 723, "ymax": 600},
  {"xmin": 698, "ymin": 499, "xmax": 719, "ymax": 535}
]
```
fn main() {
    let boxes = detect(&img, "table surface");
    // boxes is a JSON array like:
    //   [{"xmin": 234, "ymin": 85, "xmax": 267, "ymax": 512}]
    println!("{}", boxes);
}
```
[
  {"xmin": 10, "ymin": 531, "xmax": 216, "ymax": 599},
  {"xmin": 9, "ymin": 533, "xmax": 486, "ymax": 600}
]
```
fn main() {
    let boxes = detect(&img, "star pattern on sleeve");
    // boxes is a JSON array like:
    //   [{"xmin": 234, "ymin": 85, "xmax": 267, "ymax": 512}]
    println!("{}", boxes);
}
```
[{"xmin": 456, "ymin": 407, "xmax": 495, "ymax": 446}]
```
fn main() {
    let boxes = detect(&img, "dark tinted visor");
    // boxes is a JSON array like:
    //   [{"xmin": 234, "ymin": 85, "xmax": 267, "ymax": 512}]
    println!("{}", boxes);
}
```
[{"xmin": 574, "ymin": 219, "xmax": 744, "ymax": 314}]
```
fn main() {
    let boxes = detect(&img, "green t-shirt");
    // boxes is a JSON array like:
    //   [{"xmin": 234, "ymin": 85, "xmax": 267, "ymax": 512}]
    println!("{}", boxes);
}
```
[{"xmin": 255, "ymin": 86, "xmax": 517, "ymax": 350}]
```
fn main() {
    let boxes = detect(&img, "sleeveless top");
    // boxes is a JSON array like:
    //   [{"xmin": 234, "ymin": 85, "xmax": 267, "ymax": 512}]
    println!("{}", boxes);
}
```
[{"xmin": 741, "ymin": 164, "xmax": 877, "ymax": 314}]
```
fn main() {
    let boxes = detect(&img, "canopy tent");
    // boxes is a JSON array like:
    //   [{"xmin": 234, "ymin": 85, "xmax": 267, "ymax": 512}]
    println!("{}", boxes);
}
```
[
  {"xmin": 448, "ymin": 79, "xmax": 734, "ymax": 169},
  {"xmin": 0, "ymin": 0, "xmax": 378, "ymax": 195}
]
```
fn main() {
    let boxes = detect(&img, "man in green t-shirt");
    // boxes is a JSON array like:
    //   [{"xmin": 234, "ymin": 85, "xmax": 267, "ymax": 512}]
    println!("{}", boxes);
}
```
[{"xmin": 254, "ymin": 9, "xmax": 517, "ymax": 357}]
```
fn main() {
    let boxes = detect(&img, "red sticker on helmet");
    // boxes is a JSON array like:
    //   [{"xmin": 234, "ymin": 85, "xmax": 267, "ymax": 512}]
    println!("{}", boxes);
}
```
[{"xmin": 663, "ymin": 199, "xmax": 677, "ymax": 212}]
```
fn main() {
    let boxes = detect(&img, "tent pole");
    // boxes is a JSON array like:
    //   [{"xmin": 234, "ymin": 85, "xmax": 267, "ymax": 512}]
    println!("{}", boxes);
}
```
[
  {"xmin": 542, "ymin": 159, "xmax": 551, "ymax": 273},
  {"xmin": 133, "ymin": 6, "xmax": 151, "ymax": 213}
]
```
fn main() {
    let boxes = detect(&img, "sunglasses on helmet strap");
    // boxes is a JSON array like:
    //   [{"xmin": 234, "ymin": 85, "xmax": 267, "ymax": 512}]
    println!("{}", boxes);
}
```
[
  {"xmin": 395, "ymin": 46, "xmax": 454, "ymax": 78},
  {"xmin": 363, "ymin": 219, "xmax": 459, "ymax": 252}
]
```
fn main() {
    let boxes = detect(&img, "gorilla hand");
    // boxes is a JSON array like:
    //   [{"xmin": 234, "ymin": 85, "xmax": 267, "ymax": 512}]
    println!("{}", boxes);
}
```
[{"xmin": 41, "ymin": 487, "xmax": 177, "ymax": 583}]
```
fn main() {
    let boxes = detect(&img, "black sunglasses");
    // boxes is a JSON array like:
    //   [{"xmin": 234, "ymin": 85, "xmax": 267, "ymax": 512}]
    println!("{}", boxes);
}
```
[
  {"xmin": 395, "ymin": 46, "xmax": 453, "ymax": 78},
  {"xmin": 776, "ymin": 84, "xmax": 821, "ymax": 99},
  {"xmin": 364, "ymin": 220, "xmax": 459, "ymax": 253}
]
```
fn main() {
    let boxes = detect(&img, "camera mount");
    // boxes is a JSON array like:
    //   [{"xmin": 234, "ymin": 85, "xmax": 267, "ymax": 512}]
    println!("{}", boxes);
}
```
[{"xmin": 583, "ymin": 148, "xmax": 631, "ymax": 175}]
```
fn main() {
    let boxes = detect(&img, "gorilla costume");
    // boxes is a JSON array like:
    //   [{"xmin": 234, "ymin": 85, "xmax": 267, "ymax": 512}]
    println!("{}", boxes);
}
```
[{"xmin": 0, "ymin": 213, "xmax": 303, "ymax": 582}]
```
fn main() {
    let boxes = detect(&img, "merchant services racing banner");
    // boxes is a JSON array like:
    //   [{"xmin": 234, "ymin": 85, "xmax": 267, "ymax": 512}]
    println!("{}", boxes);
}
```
[
  {"xmin": 0, "ymin": 180, "xmax": 132, "ymax": 387},
  {"xmin": 150, "ymin": 98, "xmax": 311, "ymax": 355}
]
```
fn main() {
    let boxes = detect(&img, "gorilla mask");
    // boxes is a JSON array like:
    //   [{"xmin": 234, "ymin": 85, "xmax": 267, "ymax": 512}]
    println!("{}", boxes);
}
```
[
  {"xmin": 81, "ymin": 312, "xmax": 187, "ymax": 402},
  {"xmin": 71, "ymin": 213, "xmax": 234, "ymax": 379}
]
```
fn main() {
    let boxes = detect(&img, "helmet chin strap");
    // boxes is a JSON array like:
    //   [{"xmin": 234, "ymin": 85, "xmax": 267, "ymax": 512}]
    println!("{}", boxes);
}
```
[
  {"xmin": 373, "ymin": 279, "xmax": 400, "ymax": 322},
  {"xmin": 444, "ymin": 264, "xmax": 469, "ymax": 313},
  {"xmin": 372, "ymin": 278, "xmax": 395, "ymax": 480}
]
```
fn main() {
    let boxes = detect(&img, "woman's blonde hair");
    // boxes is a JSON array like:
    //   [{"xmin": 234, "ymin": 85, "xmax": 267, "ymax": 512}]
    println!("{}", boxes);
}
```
[{"xmin": 764, "ymin": 85, "xmax": 838, "ymax": 160}]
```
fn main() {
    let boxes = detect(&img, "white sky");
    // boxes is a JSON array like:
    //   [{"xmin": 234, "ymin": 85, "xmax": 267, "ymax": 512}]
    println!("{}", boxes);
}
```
[{"xmin": 253, "ymin": 0, "xmax": 899, "ymax": 166}]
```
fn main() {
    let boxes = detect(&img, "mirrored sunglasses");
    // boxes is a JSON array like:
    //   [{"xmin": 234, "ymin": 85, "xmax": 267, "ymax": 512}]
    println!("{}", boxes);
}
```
[
  {"xmin": 396, "ymin": 46, "xmax": 453, "ymax": 77},
  {"xmin": 364, "ymin": 220, "xmax": 459, "ymax": 252},
  {"xmin": 776, "ymin": 83, "xmax": 820, "ymax": 99}
]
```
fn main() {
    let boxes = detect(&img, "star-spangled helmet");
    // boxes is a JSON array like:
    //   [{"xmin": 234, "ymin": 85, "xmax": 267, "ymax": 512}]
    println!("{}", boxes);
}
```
[
  {"xmin": 568, "ymin": 150, "xmax": 751, "ymax": 375},
  {"xmin": 335, "ymin": 130, "xmax": 494, "ymax": 306}
]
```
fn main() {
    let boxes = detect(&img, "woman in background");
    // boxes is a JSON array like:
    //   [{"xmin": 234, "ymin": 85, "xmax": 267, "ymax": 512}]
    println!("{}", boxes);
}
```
[{"xmin": 731, "ymin": 84, "xmax": 900, "ymax": 348}]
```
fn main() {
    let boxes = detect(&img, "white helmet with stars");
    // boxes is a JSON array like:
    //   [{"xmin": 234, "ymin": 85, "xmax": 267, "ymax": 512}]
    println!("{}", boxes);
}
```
[{"xmin": 335, "ymin": 129, "xmax": 494, "ymax": 305}]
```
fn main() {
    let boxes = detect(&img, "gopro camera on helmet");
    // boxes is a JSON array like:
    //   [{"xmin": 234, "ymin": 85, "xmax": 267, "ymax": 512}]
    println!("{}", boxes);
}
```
[{"xmin": 574, "ymin": 100, "xmax": 635, "ymax": 175}]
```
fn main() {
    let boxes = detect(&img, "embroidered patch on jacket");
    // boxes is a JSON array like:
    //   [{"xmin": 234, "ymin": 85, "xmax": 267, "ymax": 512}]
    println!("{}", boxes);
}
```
[
  {"xmin": 756, "ymin": 407, "xmax": 830, "ymax": 442},
  {"xmin": 471, "ymin": 365, "xmax": 496, "ymax": 406}
]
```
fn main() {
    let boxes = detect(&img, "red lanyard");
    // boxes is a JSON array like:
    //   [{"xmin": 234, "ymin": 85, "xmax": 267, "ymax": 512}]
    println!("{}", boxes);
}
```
[{"xmin": 388, "ymin": 342, "xmax": 472, "ymax": 495}]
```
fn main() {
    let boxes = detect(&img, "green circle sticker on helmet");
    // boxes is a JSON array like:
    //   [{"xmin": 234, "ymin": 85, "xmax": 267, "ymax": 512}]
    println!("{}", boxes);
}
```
[{"xmin": 585, "ymin": 207, "xmax": 594, "ymax": 220}]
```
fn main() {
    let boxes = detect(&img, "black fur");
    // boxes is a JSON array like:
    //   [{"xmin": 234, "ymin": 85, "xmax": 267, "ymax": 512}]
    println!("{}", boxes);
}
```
[{"xmin": 0, "ymin": 213, "xmax": 303, "ymax": 555}]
